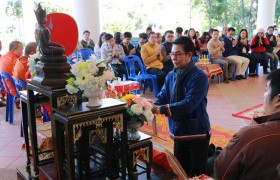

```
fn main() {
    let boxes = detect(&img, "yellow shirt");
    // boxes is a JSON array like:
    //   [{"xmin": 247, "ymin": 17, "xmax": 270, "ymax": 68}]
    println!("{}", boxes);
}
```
[{"xmin": 141, "ymin": 42, "xmax": 163, "ymax": 70}]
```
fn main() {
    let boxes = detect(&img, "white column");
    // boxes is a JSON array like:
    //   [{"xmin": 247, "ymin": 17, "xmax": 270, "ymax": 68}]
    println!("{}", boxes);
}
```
[
  {"xmin": 72, "ymin": 0, "xmax": 100, "ymax": 44},
  {"xmin": 22, "ymin": 0, "xmax": 36, "ymax": 44},
  {"xmin": 257, "ymin": 0, "xmax": 276, "ymax": 30}
]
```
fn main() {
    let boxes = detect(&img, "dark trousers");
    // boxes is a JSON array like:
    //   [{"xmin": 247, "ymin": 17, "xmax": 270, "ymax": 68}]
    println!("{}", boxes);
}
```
[
  {"xmin": 239, "ymin": 53, "xmax": 258, "ymax": 74},
  {"xmin": 174, "ymin": 136, "xmax": 210, "ymax": 177},
  {"xmin": 251, "ymin": 52, "xmax": 269, "ymax": 73},
  {"xmin": 146, "ymin": 68, "xmax": 167, "ymax": 91},
  {"xmin": 111, "ymin": 63, "xmax": 127, "ymax": 78}
]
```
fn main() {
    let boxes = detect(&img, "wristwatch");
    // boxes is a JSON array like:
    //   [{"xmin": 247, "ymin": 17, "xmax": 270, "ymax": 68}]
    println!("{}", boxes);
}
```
[{"xmin": 156, "ymin": 106, "xmax": 161, "ymax": 114}]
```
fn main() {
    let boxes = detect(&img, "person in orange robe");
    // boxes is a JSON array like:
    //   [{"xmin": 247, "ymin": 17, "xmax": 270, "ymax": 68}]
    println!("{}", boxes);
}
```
[
  {"xmin": 13, "ymin": 42, "xmax": 37, "ymax": 83},
  {"xmin": 0, "ymin": 40, "xmax": 23, "ymax": 96}
]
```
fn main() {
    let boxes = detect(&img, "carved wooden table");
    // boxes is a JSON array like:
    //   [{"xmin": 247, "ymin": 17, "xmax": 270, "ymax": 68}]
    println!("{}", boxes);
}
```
[
  {"xmin": 25, "ymin": 82, "xmax": 77, "ymax": 177},
  {"xmin": 115, "ymin": 131, "xmax": 153, "ymax": 180},
  {"xmin": 52, "ymin": 98, "xmax": 127, "ymax": 180}
]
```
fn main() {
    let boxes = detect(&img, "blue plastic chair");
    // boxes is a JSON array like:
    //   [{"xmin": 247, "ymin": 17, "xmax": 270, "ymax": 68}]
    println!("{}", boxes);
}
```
[
  {"xmin": 0, "ymin": 71, "xmax": 19, "ymax": 124},
  {"xmin": 124, "ymin": 55, "xmax": 158, "ymax": 97},
  {"xmin": 67, "ymin": 50, "xmax": 80, "ymax": 65},
  {"xmin": 79, "ymin": 48, "xmax": 94, "ymax": 60}
]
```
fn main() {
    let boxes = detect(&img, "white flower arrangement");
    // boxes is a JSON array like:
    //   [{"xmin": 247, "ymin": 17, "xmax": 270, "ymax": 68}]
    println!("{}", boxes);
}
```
[
  {"xmin": 65, "ymin": 55, "xmax": 115, "ymax": 94},
  {"xmin": 27, "ymin": 52, "xmax": 40, "ymax": 77},
  {"xmin": 122, "ymin": 94, "xmax": 154, "ymax": 124}
]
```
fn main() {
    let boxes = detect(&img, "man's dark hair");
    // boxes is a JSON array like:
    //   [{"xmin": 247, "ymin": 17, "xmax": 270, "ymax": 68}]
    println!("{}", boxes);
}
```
[
  {"xmin": 83, "ymin": 30, "xmax": 90, "ymax": 35},
  {"xmin": 147, "ymin": 31, "xmax": 155, "ymax": 39},
  {"xmin": 176, "ymin": 27, "xmax": 183, "ymax": 34},
  {"xmin": 266, "ymin": 69, "xmax": 280, "ymax": 101},
  {"xmin": 123, "ymin": 32, "xmax": 132, "ymax": 38},
  {"xmin": 267, "ymin": 26, "xmax": 274, "ymax": 30},
  {"xmin": 172, "ymin": 36, "xmax": 194, "ymax": 54},
  {"xmin": 228, "ymin": 27, "xmax": 236, "ymax": 32},
  {"xmin": 105, "ymin": 33, "xmax": 113, "ymax": 41},
  {"xmin": 9, "ymin": 40, "xmax": 23, "ymax": 51},
  {"xmin": 139, "ymin": 33, "xmax": 148, "ymax": 39},
  {"xmin": 146, "ymin": 26, "xmax": 152, "ymax": 32},
  {"xmin": 165, "ymin": 30, "xmax": 174, "ymax": 36},
  {"xmin": 208, "ymin": 28, "xmax": 214, "ymax": 34},
  {"xmin": 25, "ymin": 42, "xmax": 37, "ymax": 55},
  {"xmin": 212, "ymin": 29, "xmax": 219, "ymax": 33},
  {"xmin": 184, "ymin": 30, "xmax": 189, "ymax": 35}
]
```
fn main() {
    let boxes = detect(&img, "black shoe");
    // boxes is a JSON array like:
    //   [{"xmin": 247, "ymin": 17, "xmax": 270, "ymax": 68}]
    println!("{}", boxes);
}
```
[
  {"xmin": 264, "ymin": 71, "xmax": 269, "ymax": 74},
  {"xmin": 240, "ymin": 75, "xmax": 246, "ymax": 79},
  {"xmin": 223, "ymin": 79, "xmax": 229, "ymax": 83},
  {"xmin": 249, "ymin": 73, "xmax": 255, "ymax": 77},
  {"xmin": 236, "ymin": 75, "xmax": 242, "ymax": 80}
]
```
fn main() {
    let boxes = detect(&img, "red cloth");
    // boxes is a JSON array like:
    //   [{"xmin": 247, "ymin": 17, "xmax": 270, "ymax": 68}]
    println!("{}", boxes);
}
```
[
  {"xmin": 251, "ymin": 36, "xmax": 269, "ymax": 53},
  {"xmin": 153, "ymin": 149, "xmax": 173, "ymax": 172},
  {"xmin": 0, "ymin": 51, "xmax": 19, "ymax": 96}
]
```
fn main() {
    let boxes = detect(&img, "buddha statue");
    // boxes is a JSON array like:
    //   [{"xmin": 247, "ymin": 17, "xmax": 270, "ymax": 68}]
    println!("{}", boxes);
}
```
[
  {"xmin": 34, "ymin": 3, "xmax": 65, "ymax": 56},
  {"xmin": 31, "ymin": 3, "xmax": 70, "ymax": 88}
]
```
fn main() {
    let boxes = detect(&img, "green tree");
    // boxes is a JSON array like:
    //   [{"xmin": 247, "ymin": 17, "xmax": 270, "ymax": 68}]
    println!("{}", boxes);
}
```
[
  {"xmin": 276, "ymin": 0, "xmax": 280, "ymax": 26},
  {"xmin": 192, "ymin": 0, "xmax": 258, "ymax": 38}
]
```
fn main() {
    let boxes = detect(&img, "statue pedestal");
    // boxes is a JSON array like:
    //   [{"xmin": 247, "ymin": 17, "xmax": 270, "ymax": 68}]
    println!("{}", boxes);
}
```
[{"xmin": 31, "ymin": 55, "xmax": 71, "ymax": 88}]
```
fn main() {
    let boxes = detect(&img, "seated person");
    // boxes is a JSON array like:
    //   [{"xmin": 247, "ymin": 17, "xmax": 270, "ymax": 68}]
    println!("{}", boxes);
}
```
[
  {"xmin": 13, "ymin": 42, "xmax": 37, "ymax": 83},
  {"xmin": 94, "ymin": 32, "xmax": 106, "ymax": 59},
  {"xmin": 101, "ymin": 33, "xmax": 126, "ymax": 78},
  {"xmin": 198, "ymin": 32, "xmax": 210, "ymax": 56},
  {"xmin": 80, "ymin": 30, "xmax": 95, "ymax": 50},
  {"xmin": 207, "ymin": 29, "xmax": 235, "ymax": 83},
  {"xmin": 114, "ymin": 32, "xmax": 123, "ymax": 45},
  {"xmin": 161, "ymin": 30, "xmax": 175, "ymax": 73},
  {"xmin": 187, "ymin": 28, "xmax": 200, "ymax": 61},
  {"xmin": 215, "ymin": 69, "xmax": 280, "ymax": 180},
  {"xmin": 274, "ymin": 33, "xmax": 280, "ymax": 58},
  {"xmin": 0, "ymin": 40, "xmax": 23, "ymax": 96},
  {"xmin": 251, "ymin": 28, "xmax": 269, "ymax": 74},
  {"xmin": 175, "ymin": 27, "xmax": 183, "ymax": 39},
  {"xmin": 236, "ymin": 29, "xmax": 258, "ymax": 77},
  {"xmin": 141, "ymin": 32, "xmax": 165, "ymax": 90},
  {"xmin": 120, "ymin": 32, "xmax": 135, "ymax": 56},
  {"xmin": 135, "ymin": 33, "xmax": 148, "ymax": 59},
  {"xmin": 223, "ymin": 27, "xmax": 249, "ymax": 80},
  {"xmin": 265, "ymin": 26, "xmax": 279, "ymax": 71},
  {"xmin": 156, "ymin": 32, "xmax": 163, "ymax": 44}
]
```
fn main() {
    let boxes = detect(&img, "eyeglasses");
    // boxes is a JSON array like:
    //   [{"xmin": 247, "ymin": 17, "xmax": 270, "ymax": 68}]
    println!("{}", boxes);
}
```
[
  {"xmin": 169, "ymin": 52, "xmax": 186, "ymax": 57},
  {"xmin": 167, "ymin": 35, "xmax": 174, "ymax": 38}
]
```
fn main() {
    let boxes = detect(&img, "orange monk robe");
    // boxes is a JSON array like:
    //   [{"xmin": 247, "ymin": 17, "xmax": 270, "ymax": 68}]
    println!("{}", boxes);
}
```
[
  {"xmin": 0, "ymin": 51, "xmax": 20, "ymax": 96},
  {"xmin": 13, "ymin": 56, "xmax": 29, "ymax": 83}
]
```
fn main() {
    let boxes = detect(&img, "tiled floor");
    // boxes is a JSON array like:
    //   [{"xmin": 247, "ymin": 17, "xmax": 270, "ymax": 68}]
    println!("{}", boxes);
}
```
[{"xmin": 0, "ymin": 72, "xmax": 266, "ymax": 171}]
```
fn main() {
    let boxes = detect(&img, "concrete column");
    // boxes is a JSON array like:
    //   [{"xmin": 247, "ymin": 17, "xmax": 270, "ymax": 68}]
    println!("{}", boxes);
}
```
[
  {"xmin": 22, "ymin": 0, "xmax": 36, "ymax": 44},
  {"xmin": 257, "ymin": 0, "xmax": 276, "ymax": 30},
  {"xmin": 72, "ymin": 0, "xmax": 100, "ymax": 44}
]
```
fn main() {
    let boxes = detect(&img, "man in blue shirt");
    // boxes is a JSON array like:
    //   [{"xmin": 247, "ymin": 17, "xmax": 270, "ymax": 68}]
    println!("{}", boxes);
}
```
[
  {"xmin": 223, "ymin": 27, "xmax": 249, "ymax": 80},
  {"xmin": 152, "ymin": 36, "xmax": 210, "ymax": 177}
]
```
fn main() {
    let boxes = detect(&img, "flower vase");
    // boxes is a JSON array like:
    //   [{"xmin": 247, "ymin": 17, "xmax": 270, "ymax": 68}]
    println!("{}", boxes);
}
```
[
  {"xmin": 83, "ymin": 87, "xmax": 103, "ymax": 107},
  {"xmin": 127, "ymin": 120, "xmax": 143, "ymax": 141}
]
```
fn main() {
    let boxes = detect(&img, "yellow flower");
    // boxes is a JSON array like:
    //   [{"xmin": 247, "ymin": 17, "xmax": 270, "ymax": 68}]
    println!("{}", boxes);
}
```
[
  {"xmin": 78, "ymin": 61, "xmax": 89, "ymax": 69},
  {"xmin": 122, "ymin": 94, "xmax": 137, "ymax": 106}
]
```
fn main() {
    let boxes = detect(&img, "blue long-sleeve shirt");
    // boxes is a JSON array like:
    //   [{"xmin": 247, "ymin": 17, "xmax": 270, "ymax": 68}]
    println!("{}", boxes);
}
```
[
  {"xmin": 154, "ymin": 66, "xmax": 210, "ymax": 140},
  {"xmin": 223, "ymin": 36, "xmax": 238, "ymax": 57}
]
